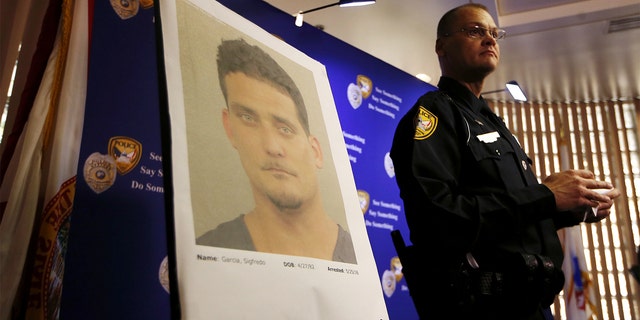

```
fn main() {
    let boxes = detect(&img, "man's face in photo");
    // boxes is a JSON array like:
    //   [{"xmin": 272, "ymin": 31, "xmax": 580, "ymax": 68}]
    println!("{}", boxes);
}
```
[{"xmin": 222, "ymin": 72, "xmax": 323, "ymax": 211}]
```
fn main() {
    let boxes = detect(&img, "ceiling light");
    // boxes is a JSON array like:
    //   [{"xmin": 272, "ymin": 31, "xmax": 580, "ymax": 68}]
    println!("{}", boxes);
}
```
[
  {"xmin": 482, "ymin": 80, "xmax": 527, "ymax": 101},
  {"xmin": 505, "ymin": 81, "xmax": 527, "ymax": 101},
  {"xmin": 294, "ymin": 0, "xmax": 376, "ymax": 27},
  {"xmin": 415, "ymin": 73, "xmax": 431, "ymax": 83},
  {"xmin": 295, "ymin": 13, "xmax": 304, "ymax": 27},
  {"xmin": 339, "ymin": 0, "xmax": 376, "ymax": 7}
]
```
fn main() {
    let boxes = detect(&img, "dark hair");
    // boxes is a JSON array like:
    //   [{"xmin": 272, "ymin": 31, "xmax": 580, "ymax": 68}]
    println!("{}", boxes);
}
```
[
  {"xmin": 216, "ymin": 38, "xmax": 310, "ymax": 135},
  {"xmin": 436, "ymin": 3, "xmax": 489, "ymax": 38}
]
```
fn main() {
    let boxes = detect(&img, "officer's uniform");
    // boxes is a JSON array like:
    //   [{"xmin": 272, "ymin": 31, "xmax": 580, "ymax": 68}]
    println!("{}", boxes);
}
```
[{"xmin": 390, "ymin": 77, "xmax": 577, "ymax": 319}]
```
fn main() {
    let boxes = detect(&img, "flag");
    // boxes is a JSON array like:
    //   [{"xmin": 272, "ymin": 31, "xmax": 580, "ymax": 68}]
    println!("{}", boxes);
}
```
[
  {"xmin": 0, "ymin": 1, "xmax": 61, "ymax": 185},
  {"xmin": 562, "ymin": 226, "xmax": 597, "ymax": 320},
  {"xmin": 0, "ymin": 0, "xmax": 89, "ymax": 318},
  {"xmin": 557, "ymin": 134, "xmax": 598, "ymax": 320}
]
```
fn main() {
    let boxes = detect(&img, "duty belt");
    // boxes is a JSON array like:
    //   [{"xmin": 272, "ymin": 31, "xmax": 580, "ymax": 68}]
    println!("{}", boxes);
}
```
[{"xmin": 470, "ymin": 253, "xmax": 559, "ymax": 299}]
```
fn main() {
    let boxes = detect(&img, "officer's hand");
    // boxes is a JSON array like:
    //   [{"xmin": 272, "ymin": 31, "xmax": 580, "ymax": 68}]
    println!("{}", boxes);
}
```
[
  {"xmin": 579, "ymin": 187, "xmax": 621, "ymax": 223},
  {"xmin": 542, "ymin": 169, "xmax": 613, "ymax": 213}
]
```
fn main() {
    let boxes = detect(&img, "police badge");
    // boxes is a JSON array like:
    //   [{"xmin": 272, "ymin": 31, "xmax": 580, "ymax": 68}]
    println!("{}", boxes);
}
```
[
  {"xmin": 384, "ymin": 152, "xmax": 395, "ymax": 178},
  {"xmin": 414, "ymin": 106, "xmax": 438, "ymax": 140},
  {"xmin": 109, "ymin": 136, "xmax": 142, "ymax": 175},
  {"xmin": 347, "ymin": 83, "xmax": 363, "ymax": 109},
  {"xmin": 139, "ymin": 0, "xmax": 154, "ymax": 9},
  {"xmin": 356, "ymin": 74, "xmax": 373, "ymax": 99},
  {"xmin": 83, "ymin": 152, "xmax": 117, "ymax": 194},
  {"xmin": 358, "ymin": 189, "xmax": 370, "ymax": 214},
  {"xmin": 110, "ymin": 0, "xmax": 140, "ymax": 20}
]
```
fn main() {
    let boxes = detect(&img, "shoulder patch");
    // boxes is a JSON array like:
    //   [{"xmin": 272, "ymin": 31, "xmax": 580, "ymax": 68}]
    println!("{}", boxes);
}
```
[{"xmin": 413, "ymin": 106, "xmax": 438, "ymax": 140}]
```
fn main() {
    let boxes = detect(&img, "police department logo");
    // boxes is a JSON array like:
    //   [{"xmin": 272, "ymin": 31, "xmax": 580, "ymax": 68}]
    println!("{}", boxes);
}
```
[
  {"xmin": 347, "ymin": 83, "xmax": 363, "ymax": 109},
  {"xmin": 391, "ymin": 256, "xmax": 403, "ymax": 282},
  {"xmin": 109, "ymin": 136, "xmax": 142, "ymax": 175},
  {"xmin": 347, "ymin": 75, "xmax": 374, "ymax": 110},
  {"xmin": 381, "ymin": 269, "xmax": 397, "ymax": 298},
  {"xmin": 414, "ymin": 106, "xmax": 438, "ymax": 140},
  {"xmin": 384, "ymin": 152, "xmax": 395, "ymax": 178},
  {"xmin": 159, "ymin": 255, "xmax": 170, "ymax": 294},
  {"xmin": 139, "ymin": 0, "xmax": 154, "ymax": 9},
  {"xmin": 356, "ymin": 74, "xmax": 373, "ymax": 99},
  {"xmin": 83, "ymin": 152, "xmax": 117, "ymax": 194},
  {"xmin": 110, "ymin": 0, "xmax": 139, "ymax": 20},
  {"xmin": 357, "ymin": 190, "xmax": 370, "ymax": 214},
  {"xmin": 381, "ymin": 256, "xmax": 405, "ymax": 298}
]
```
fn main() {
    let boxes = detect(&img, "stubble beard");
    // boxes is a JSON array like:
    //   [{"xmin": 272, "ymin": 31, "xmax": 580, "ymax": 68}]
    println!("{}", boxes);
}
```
[{"xmin": 267, "ymin": 191, "xmax": 303, "ymax": 212}]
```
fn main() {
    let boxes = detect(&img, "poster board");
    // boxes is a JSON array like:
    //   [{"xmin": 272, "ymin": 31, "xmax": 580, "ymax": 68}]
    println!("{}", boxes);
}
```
[{"xmin": 158, "ymin": 0, "xmax": 388, "ymax": 318}]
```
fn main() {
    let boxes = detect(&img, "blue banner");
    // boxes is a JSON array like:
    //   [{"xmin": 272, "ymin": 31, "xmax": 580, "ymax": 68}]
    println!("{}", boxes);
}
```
[
  {"xmin": 60, "ymin": 2, "xmax": 171, "ymax": 319},
  {"xmin": 58, "ymin": 0, "xmax": 435, "ymax": 318}
]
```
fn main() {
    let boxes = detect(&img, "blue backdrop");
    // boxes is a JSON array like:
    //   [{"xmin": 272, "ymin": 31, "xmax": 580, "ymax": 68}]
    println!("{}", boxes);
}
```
[{"xmin": 59, "ymin": 0, "xmax": 437, "ymax": 319}]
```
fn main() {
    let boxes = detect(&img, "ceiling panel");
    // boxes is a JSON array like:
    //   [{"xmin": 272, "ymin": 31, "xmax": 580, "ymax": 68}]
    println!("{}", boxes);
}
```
[
  {"xmin": 497, "ymin": 0, "xmax": 584, "ymax": 15},
  {"xmin": 263, "ymin": 0, "xmax": 640, "ymax": 103}
]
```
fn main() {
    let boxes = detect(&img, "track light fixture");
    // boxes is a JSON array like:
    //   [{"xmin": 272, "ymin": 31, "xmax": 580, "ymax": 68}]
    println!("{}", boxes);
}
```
[
  {"xmin": 482, "ymin": 80, "xmax": 527, "ymax": 101},
  {"xmin": 295, "ymin": 0, "xmax": 376, "ymax": 27}
]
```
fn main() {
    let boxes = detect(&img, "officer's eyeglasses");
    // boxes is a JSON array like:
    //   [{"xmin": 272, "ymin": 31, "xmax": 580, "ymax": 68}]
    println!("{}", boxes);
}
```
[{"xmin": 444, "ymin": 25, "xmax": 507, "ymax": 41}]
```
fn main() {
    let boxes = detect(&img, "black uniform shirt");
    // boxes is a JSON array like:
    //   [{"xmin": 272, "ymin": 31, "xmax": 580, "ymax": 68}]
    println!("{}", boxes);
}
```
[{"xmin": 390, "ymin": 76, "xmax": 576, "ymax": 272}]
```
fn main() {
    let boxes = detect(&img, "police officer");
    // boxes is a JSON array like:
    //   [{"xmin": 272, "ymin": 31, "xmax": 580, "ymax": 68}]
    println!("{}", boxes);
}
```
[{"xmin": 390, "ymin": 3, "xmax": 620, "ymax": 319}]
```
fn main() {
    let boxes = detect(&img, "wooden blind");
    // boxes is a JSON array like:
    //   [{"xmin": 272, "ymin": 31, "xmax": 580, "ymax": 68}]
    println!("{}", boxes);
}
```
[{"xmin": 487, "ymin": 98, "xmax": 640, "ymax": 320}]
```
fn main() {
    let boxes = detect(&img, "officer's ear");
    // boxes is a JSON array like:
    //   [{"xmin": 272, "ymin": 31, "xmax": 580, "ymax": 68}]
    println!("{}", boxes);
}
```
[{"xmin": 435, "ymin": 38, "xmax": 446, "ymax": 57}]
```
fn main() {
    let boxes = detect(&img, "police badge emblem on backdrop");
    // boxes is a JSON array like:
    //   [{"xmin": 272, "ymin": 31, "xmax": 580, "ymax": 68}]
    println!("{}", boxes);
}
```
[
  {"xmin": 109, "ymin": 136, "xmax": 143, "ymax": 174},
  {"xmin": 347, "ymin": 74, "xmax": 373, "ymax": 109},
  {"xmin": 83, "ymin": 136, "xmax": 142, "ymax": 194}
]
